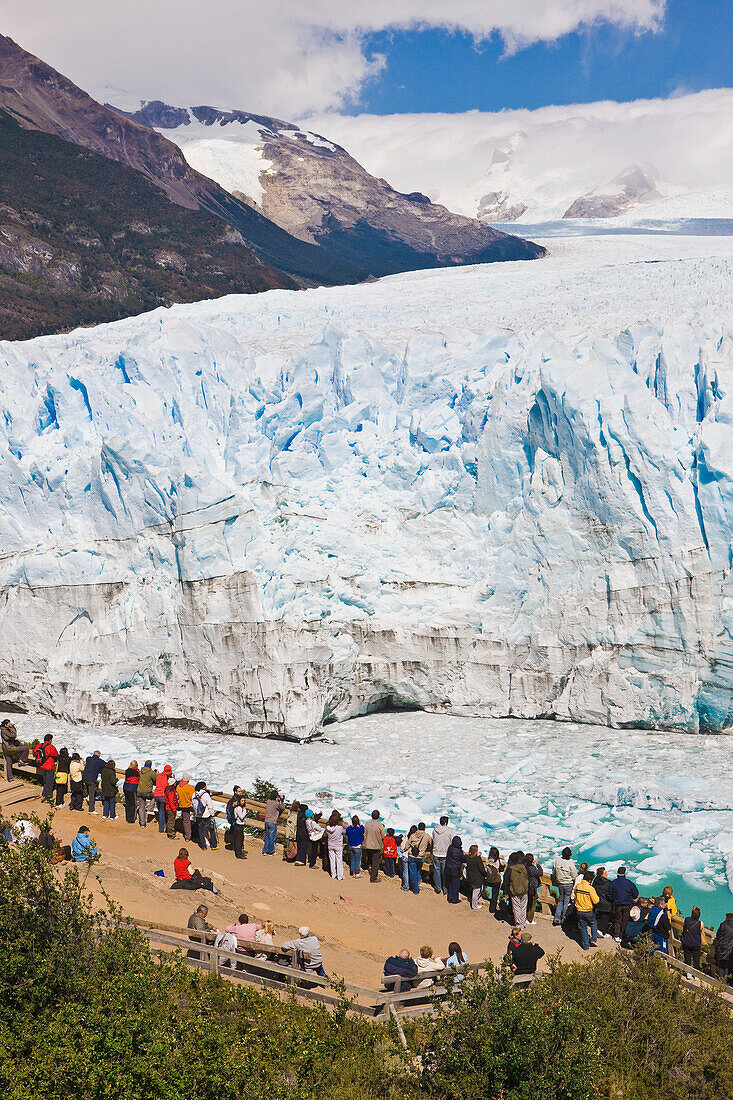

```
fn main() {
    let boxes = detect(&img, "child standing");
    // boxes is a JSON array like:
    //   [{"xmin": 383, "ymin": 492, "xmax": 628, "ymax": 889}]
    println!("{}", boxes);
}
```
[{"xmin": 383, "ymin": 828, "xmax": 398, "ymax": 877}]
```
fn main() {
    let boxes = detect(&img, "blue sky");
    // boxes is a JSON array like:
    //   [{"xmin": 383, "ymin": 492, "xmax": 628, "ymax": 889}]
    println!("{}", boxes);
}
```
[{"xmin": 359, "ymin": 0, "xmax": 732, "ymax": 114}]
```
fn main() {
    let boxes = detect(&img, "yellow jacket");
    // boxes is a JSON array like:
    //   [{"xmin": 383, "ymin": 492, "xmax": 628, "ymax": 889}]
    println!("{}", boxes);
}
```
[
  {"xmin": 665, "ymin": 895, "xmax": 678, "ymax": 917},
  {"xmin": 574, "ymin": 879, "xmax": 599, "ymax": 913}
]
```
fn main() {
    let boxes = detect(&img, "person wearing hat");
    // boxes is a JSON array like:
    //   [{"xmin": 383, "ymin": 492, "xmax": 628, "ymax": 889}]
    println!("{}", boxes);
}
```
[
  {"xmin": 509, "ymin": 931, "xmax": 545, "ymax": 986},
  {"xmin": 71, "ymin": 825, "xmax": 99, "ymax": 863},
  {"xmin": 282, "ymin": 926, "xmax": 325, "ymax": 976},
  {"xmin": 306, "ymin": 809, "xmax": 325, "ymax": 868}
]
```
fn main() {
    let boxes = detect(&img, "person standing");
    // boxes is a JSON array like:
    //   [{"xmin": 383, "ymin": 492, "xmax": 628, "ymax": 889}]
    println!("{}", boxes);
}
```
[
  {"xmin": 574, "ymin": 871, "xmax": 600, "ymax": 950},
  {"xmin": 681, "ymin": 906, "xmax": 704, "ymax": 977},
  {"xmin": 466, "ymin": 844, "xmax": 488, "ymax": 910},
  {"xmin": 176, "ymin": 774, "xmax": 195, "ymax": 841},
  {"xmin": 122, "ymin": 760, "xmax": 140, "ymax": 824},
  {"xmin": 609, "ymin": 867, "xmax": 639, "ymax": 943},
  {"xmin": 35, "ymin": 734, "xmax": 59, "ymax": 803},
  {"xmin": 508, "ymin": 854, "xmax": 530, "ymax": 928},
  {"xmin": 69, "ymin": 753, "xmax": 85, "ymax": 811},
  {"xmin": 592, "ymin": 867, "xmax": 613, "ymax": 937},
  {"xmin": 524, "ymin": 853, "xmax": 544, "ymax": 925},
  {"xmin": 363, "ymin": 810, "xmax": 386, "ymax": 884},
  {"xmin": 136, "ymin": 760, "xmax": 157, "ymax": 827},
  {"xmin": 485, "ymin": 847, "xmax": 504, "ymax": 913},
  {"xmin": 445, "ymin": 836, "xmax": 467, "ymax": 904},
  {"xmin": 262, "ymin": 792, "xmax": 284, "ymax": 855},
  {"xmin": 551, "ymin": 847, "xmax": 577, "ymax": 926},
  {"xmin": 431, "ymin": 816, "xmax": 455, "ymax": 895},
  {"xmin": 400, "ymin": 827, "xmax": 416, "ymax": 891},
  {"xmin": 307, "ymin": 811, "xmax": 325, "ymax": 869},
  {"xmin": 294, "ymin": 804, "xmax": 309, "ymax": 865},
  {"xmin": 1, "ymin": 719, "xmax": 30, "ymax": 781},
  {"xmin": 283, "ymin": 800, "xmax": 300, "ymax": 861},
  {"xmin": 164, "ymin": 776, "xmax": 179, "ymax": 839},
  {"xmin": 647, "ymin": 896, "xmax": 672, "ymax": 955},
  {"xmin": 193, "ymin": 782, "xmax": 218, "ymax": 851},
  {"xmin": 100, "ymin": 759, "xmax": 118, "ymax": 819},
  {"xmin": 345, "ymin": 815, "xmax": 365, "ymax": 877},
  {"xmin": 715, "ymin": 913, "xmax": 733, "ymax": 982},
  {"xmin": 54, "ymin": 747, "xmax": 71, "ymax": 806},
  {"xmin": 382, "ymin": 828, "xmax": 399, "ymax": 877},
  {"xmin": 326, "ymin": 811, "xmax": 346, "ymax": 880},
  {"xmin": 82, "ymin": 750, "xmax": 105, "ymax": 814},
  {"xmin": 231, "ymin": 795, "xmax": 248, "ymax": 859},
  {"xmin": 406, "ymin": 822, "xmax": 431, "ymax": 895},
  {"xmin": 153, "ymin": 765, "xmax": 173, "ymax": 833}
]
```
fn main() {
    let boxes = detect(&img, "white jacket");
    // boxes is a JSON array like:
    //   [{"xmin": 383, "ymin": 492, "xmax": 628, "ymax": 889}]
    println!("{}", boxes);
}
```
[
  {"xmin": 416, "ymin": 956, "xmax": 445, "ymax": 987},
  {"xmin": 306, "ymin": 818, "xmax": 325, "ymax": 841},
  {"xmin": 195, "ymin": 790, "xmax": 217, "ymax": 819}
]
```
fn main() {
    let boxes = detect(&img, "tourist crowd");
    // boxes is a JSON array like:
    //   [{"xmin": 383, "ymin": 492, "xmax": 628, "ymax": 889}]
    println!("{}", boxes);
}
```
[{"xmin": 3, "ymin": 722, "xmax": 733, "ymax": 984}]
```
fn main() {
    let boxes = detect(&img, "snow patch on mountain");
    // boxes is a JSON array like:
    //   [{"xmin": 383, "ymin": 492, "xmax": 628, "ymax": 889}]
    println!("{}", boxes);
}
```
[{"xmin": 158, "ymin": 120, "xmax": 274, "ymax": 207}]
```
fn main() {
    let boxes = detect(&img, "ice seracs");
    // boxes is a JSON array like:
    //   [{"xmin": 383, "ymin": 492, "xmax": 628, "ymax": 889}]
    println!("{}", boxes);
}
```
[{"xmin": 0, "ymin": 235, "xmax": 732, "ymax": 738}]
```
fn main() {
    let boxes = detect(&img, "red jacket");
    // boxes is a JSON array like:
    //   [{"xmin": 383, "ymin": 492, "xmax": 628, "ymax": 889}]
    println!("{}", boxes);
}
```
[
  {"xmin": 174, "ymin": 857, "xmax": 191, "ymax": 881},
  {"xmin": 383, "ymin": 836, "xmax": 398, "ymax": 858},
  {"xmin": 39, "ymin": 743, "xmax": 59, "ymax": 771},
  {"xmin": 154, "ymin": 765, "xmax": 172, "ymax": 797},
  {"xmin": 164, "ymin": 785, "xmax": 179, "ymax": 812}
]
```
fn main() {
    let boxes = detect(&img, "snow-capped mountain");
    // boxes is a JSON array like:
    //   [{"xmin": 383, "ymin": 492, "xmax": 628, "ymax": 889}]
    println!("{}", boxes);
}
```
[
  {"xmin": 304, "ymin": 91, "xmax": 733, "ymax": 224},
  {"xmin": 563, "ymin": 164, "xmax": 662, "ymax": 219},
  {"xmin": 122, "ymin": 101, "xmax": 544, "ymax": 269},
  {"xmin": 1, "ymin": 234, "xmax": 732, "ymax": 738}
]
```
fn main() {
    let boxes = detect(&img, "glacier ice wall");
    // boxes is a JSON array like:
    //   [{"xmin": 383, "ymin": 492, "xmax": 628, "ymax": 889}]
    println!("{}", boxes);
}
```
[{"xmin": 1, "ymin": 247, "xmax": 732, "ymax": 738}]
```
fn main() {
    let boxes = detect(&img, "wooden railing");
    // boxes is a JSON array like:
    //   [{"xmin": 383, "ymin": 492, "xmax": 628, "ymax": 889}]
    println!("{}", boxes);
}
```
[{"xmin": 134, "ymin": 919, "xmax": 480, "ymax": 1018}]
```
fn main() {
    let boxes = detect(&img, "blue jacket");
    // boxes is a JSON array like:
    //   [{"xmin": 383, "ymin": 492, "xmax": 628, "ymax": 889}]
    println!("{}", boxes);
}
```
[
  {"xmin": 609, "ymin": 876, "xmax": 639, "ymax": 906},
  {"xmin": 72, "ymin": 833, "xmax": 98, "ymax": 862},
  {"xmin": 345, "ymin": 824, "xmax": 364, "ymax": 847},
  {"xmin": 383, "ymin": 955, "xmax": 418, "ymax": 991},
  {"xmin": 81, "ymin": 755, "xmax": 105, "ymax": 784}
]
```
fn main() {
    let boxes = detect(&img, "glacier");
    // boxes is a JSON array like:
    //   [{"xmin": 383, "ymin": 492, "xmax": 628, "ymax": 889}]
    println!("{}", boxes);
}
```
[{"xmin": 0, "ymin": 233, "xmax": 732, "ymax": 739}]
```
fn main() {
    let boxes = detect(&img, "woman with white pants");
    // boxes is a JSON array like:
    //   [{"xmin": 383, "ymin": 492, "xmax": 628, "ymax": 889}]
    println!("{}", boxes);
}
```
[{"xmin": 326, "ymin": 811, "xmax": 346, "ymax": 880}]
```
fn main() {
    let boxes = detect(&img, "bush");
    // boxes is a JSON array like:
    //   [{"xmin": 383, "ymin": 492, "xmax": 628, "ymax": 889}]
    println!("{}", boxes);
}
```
[{"xmin": 2, "ymin": 819, "xmax": 733, "ymax": 1100}]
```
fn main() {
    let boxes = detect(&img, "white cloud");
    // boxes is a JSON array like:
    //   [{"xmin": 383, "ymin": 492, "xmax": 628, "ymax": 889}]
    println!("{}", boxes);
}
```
[
  {"xmin": 304, "ymin": 90, "xmax": 733, "ymax": 220},
  {"xmin": 3, "ymin": 0, "xmax": 665, "ymax": 116}
]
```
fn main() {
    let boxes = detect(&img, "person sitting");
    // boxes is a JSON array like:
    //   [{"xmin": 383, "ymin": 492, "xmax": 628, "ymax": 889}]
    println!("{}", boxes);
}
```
[
  {"xmin": 282, "ymin": 926, "xmax": 326, "ymax": 977},
  {"xmin": 1, "ymin": 719, "xmax": 30, "ymax": 781},
  {"xmin": 444, "ymin": 941, "xmax": 468, "ymax": 982},
  {"xmin": 623, "ymin": 904, "xmax": 647, "ymax": 945},
  {"xmin": 383, "ymin": 947, "xmax": 418, "ymax": 992},
  {"xmin": 506, "ymin": 926, "xmax": 522, "ymax": 956},
  {"xmin": 187, "ymin": 904, "xmax": 217, "ymax": 960},
  {"xmin": 415, "ymin": 944, "xmax": 445, "ymax": 987},
  {"xmin": 646, "ymin": 896, "xmax": 672, "ymax": 955},
  {"xmin": 225, "ymin": 912, "xmax": 263, "ymax": 947},
  {"xmin": 214, "ymin": 929, "xmax": 238, "ymax": 967},
  {"xmin": 509, "ymin": 931, "xmax": 545, "ymax": 986},
  {"xmin": 71, "ymin": 825, "xmax": 99, "ymax": 862},
  {"xmin": 170, "ymin": 847, "xmax": 216, "ymax": 892},
  {"xmin": 254, "ymin": 920, "xmax": 275, "ymax": 959}
]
